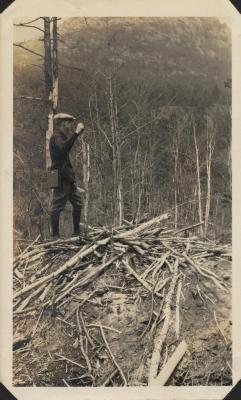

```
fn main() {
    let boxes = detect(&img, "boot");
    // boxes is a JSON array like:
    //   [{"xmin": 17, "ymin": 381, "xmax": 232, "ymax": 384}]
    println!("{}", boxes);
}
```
[
  {"xmin": 72, "ymin": 209, "xmax": 81, "ymax": 236},
  {"xmin": 51, "ymin": 210, "xmax": 60, "ymax": 238}
]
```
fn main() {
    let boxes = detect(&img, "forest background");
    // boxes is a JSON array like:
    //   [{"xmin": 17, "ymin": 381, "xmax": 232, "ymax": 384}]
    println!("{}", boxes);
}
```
[{"xmin": 13, "ymin": 17, "xmax": 232, "ymax": 241}]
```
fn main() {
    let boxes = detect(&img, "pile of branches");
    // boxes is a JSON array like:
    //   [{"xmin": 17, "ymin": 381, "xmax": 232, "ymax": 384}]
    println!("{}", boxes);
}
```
[{"xmin": 13, "ymin": 213, "xmax": 231, "ymax": 386}]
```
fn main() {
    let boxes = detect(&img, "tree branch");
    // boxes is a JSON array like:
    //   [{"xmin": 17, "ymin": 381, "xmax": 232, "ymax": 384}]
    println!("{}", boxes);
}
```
[
  {"xmin": 14, "ymin": 96, "xmax": 44, "ymax": 101},
  {"xmin": 59, "ymin": 62, "xmax": 86, "ymax": 74},
  {"xmin": 16, "ymin": 17, "xmax": 43, "ymax": 25},
  {"xmin": 14, "ymin": 23, "xmax": 45, "ymax": 33},
  {"xmin": 13, "ymin": 43, "xmax": 44, "ymax": 58},
  {"xmin": 29, "ymin": 63, "xmax": 43, "ymax": 70}
]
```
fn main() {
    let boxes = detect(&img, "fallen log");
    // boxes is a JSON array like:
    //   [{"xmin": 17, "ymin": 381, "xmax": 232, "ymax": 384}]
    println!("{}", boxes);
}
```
[
  {"xmin": 152, "ymin": 340, "xmax": 188, "ymax": 386},
  {"xmin": 148, "ymin": 258, "xmax": 179, "ymax": 385}
]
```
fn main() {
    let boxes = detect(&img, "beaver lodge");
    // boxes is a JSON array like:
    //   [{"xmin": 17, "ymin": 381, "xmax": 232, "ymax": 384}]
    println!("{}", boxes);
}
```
[{"xmin": 13, "ymin": 214, "xmax": 232, "ymax": 387}]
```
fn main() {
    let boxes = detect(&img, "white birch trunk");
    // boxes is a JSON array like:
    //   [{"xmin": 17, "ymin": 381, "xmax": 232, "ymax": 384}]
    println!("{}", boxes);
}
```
[
  {"xmin": 204, "ymin": 117, "xmax": 215, "ymax": 236},
  {"xmin": 193, "ymin": 123, "xmax": 203, "ymax": 236},
  {"xmin": 82, "ymin": 141, "xmax": 90, "ymax": 234}
]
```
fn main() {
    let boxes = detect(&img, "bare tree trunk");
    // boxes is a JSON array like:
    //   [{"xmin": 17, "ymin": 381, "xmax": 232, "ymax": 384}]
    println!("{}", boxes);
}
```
[
  {"xmin": 114, "ymin": 81, "xmax": 123, "ymax": 225},
  {"xmin": 44, "ymin": 18, "xmax": 53, "ymax": 171},
  {"xmin": 193, "ymin": 121, "xmax": 203, "ymax": 236},
  {"xmin": 44, "ymin": 17, "xmax": 58, "ymax": 170},
  {"xmin": 109, "ymin": 77, "xmax": 123, "ymax": 226},
  {"xmin": 204, "ymin": 116, "xmax": 215, "ymax": 236},
  {"xmin": 132, "ymin": 126, "xmax": 141, "ymax": 222},
  {"xmin": 52, "ymin": 18, "xmax": 58, "ymax": 114},
  {"xmin": 136, "ymin": 151, "xmax": 147, "ymax": 221},
  {"xmin": 82, "ymin": 140, "xmax": 90, "ymax": 234},
  {"xmin": 173, "ymin": 138, "xmax": 178, "ymax": 229}
]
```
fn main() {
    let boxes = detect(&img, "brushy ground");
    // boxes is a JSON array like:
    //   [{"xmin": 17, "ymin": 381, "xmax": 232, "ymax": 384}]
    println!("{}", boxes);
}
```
[{"xmin": 13, "ymin": 229, "xmax": 232, "ymax": 387}]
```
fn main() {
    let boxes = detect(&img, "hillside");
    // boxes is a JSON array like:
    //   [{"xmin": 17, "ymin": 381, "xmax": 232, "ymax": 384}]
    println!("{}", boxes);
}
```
[{"xmin": 13, "ymin": 17, "xmax": 231, "ymax": 239}]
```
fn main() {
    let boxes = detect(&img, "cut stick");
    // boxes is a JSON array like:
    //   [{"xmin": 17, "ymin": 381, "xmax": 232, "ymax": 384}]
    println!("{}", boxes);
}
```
[
  {"xmin": 141, "ymin": 258, "xmax": 160, "ymax": 280},
  {"xmin": 16, "ymin": 257, "xmax": 114, "ymax": 312},
  {"xmin": 56, "ymin": 317, "xmax": 75, "ymax": 327},
  {"xmin": 165, "ymin": 259, "xmax": 174, "ymax": 274},
  {"xmin": 132, "ymin": 245, "xmax": 146, "ymax": 255},
  {"xmin": 56, "ymin": 256, "xmax": 120, "ymax": 305},
  {"xmin": 213, "ymin": 311, "xmax": 228, "ymax": 345},
  {"xmin": 161, "ymin": 242, "xmax": 226, "ymax": 291},
  {"xmin": 152, "ymin": 253, "xmax": 171, "ymax": 279},
  {"xmin": 55, "ymin": 354, "xmax": 85, "ymax": 369},
  {"xmin": 140, "ymin": 291, "xmax": 155, "ymax": 339},
  {"xmin": 155, "ymin": 277, "xmax": 170, "ymax": 293},
  {"xmin": 142, "ymin": 252, "xmax": 170, "ymax": 280},
  {"xmin": 150, "ymin": 291, "xmax": 166, "ymax": 336},
  {"xmin": 32, "ymin": 308, "xmax": 44, "ymax": 338},
  {"xmin": 140, "ymin": 242, "xmax": 151, "ymax": 250},
  {"xmin": 152, "ymin": 340, "xmax": 187, "ymax": 386},
  {"xmin": 183, "ymin": 254, "xmax": 226, "ymax": 291},
  {"xmin": 14, "ymin": 285, "xmax": 44, "ymax": 312},
  {"xmin": 65, "ymin": 289, "xmax": 99, "ymax": 320},
  {"xmin": 14, "ymin": 268, "xmax": 24, "ymax": 280},
  {"xmin": 13, "ymin": 237, "xmax": 110, "ymax": 300},
  {"xmin": 54, "ymin": 272, "xmax": 85, "ymax": 304},
  {"xmin": 175, "ymin": 279, "xmax": 182, "ymax": 339},
  {"xmin": 13, "ymin": 234, "xmax": 41, "ymax": 264},
  {"xmin": 15, "ymin": 250, "xmax": 46, "ymax": 264},
  {"xmin": 99, "ymin": 323, "xmax": 127, "ymax": 386},
  {"xmin": 174, "ymin": 222, "xmax": 204, "ymax": 235},
  {"xmin": 80, "ymin": 313, "xmax": 94, "ymax": 348},
  {"xmin": 39, "ymin": 282, "xmax": 53, "ymax": 302},
  {"xmin": 148, "ymin": 258, "xmax": 179, "ymax": 385},
  {"xmin": 13, "ymin": 306, "xmax": 36, "ymax": 315},
  {"xmin": 86, "ymin": 324, "xmax": 121, "ymax": 334},
  {"xmin": 114, "ymin": 213, "xmax": 170, "ymax": 239},
  {"xmin": 76, "ymin": 310, "xmax": 92, "ymax": 372},
  {"xmin": 101, "ymin": 368, "xmax": 118, "ymax": 386},
  {"xmin": 122, "ymin": 258, "xmax": 153, "ymax": 294}
]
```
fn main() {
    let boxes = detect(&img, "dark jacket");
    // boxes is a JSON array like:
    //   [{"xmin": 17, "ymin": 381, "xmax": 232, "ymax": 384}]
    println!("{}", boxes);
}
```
[{"xmin": 49, "ymin": 130, "xmax": 78, "ymax": 183}]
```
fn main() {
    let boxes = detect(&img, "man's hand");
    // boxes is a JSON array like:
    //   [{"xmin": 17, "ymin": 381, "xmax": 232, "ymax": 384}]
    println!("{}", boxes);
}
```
[{"xmin": 75, "ymin": 122, "xmax": 85, "ymax": 135}]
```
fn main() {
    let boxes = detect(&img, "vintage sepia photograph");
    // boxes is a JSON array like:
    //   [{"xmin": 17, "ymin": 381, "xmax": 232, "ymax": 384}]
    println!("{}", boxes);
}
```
[{"xmin": 13, "ymin": 16, "xmax": 232, "ymax": 387}]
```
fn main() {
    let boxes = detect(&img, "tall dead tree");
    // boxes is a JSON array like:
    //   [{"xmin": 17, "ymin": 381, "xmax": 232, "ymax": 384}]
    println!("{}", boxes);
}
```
[
  {"xmin": 44, "ymin": 17, "xmax": 58, "ymax": 170},
  {"xmin": 82, "ymin": 139, "xmax": 90, "ymax": 233},
  {"xmin": 13, "ymin": 18, "xmax": 59, "ymax": 237},
  {"xmin": 173, "ymin": 131, "xmax": 179, "ymax": 229},
  {"xmin": 107, "ymin": 75, "xmax": 123, "ymax": 226},
  {"xmin": 14, "ymin": 17, "xmax": 59, "ymax": 170},
  {"xmin": 204, "ymin": 115, "xmax": 215, "ymax": 236},
  {"xmin": 193, "ymin": 120, "xmax": 203, "ymax": 236},
  {"xmin": 52, "ymin": 18, "xmax": 58, "ymax": 115}
]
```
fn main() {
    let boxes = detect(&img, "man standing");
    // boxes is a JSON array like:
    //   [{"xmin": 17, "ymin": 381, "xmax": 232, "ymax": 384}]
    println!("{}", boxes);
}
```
[{"xmin": 49, "ymin": 113, "xmax": 85, "ymax": 238}]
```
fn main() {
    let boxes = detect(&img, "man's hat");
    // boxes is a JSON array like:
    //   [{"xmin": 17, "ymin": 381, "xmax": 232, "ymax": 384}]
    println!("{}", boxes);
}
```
[{"xmin": 53, "ymin": 113, "xmax": 76, "ymax": 121}]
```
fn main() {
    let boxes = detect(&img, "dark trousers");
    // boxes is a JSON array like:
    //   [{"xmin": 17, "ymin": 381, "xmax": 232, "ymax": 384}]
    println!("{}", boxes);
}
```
[
  {"xmin": 51, "ymin": 180, "xmax": 82, "ymax": 213},
  {"xmin": 50, "ymin": 180, "xmax": 82, "ymax": 236}
]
